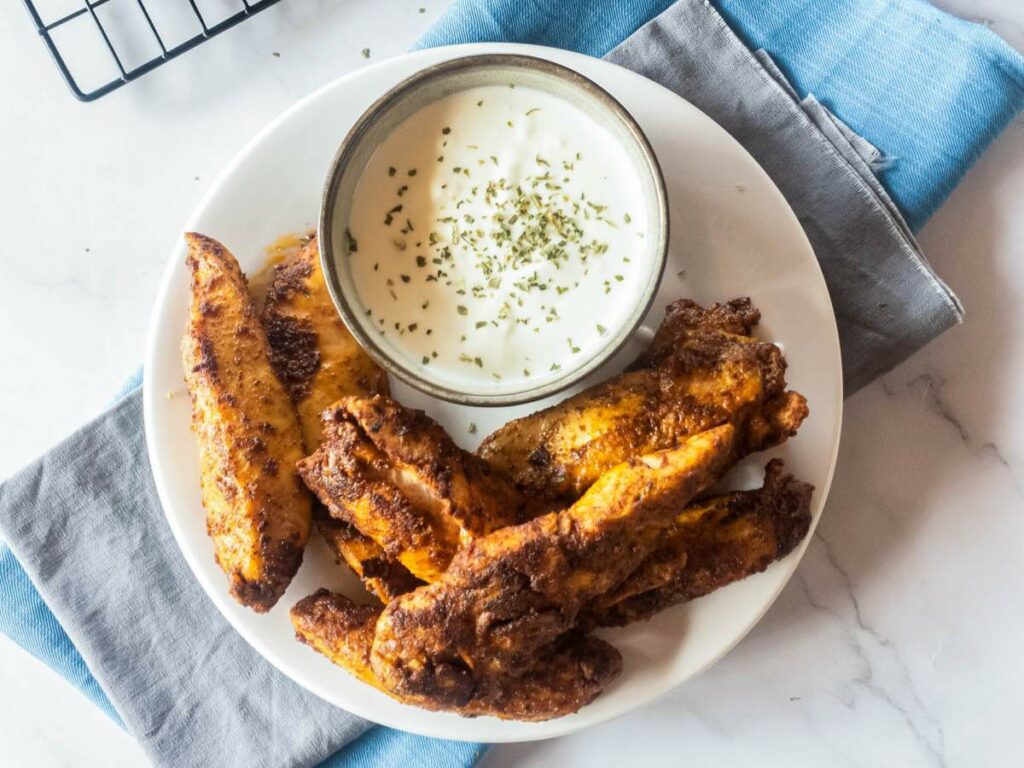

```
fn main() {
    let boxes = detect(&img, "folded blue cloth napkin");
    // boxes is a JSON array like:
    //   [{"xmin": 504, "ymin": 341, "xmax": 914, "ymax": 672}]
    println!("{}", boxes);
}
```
[{"xmin": 2, "ymin": 1, "xmax": 1022, "ymax": 767}]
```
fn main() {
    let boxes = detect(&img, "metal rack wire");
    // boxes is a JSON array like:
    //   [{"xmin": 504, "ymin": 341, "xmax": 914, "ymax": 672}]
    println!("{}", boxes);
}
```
[{"xmin": 22, "ymin": 0, "xmax": 286, "ymax": 102}]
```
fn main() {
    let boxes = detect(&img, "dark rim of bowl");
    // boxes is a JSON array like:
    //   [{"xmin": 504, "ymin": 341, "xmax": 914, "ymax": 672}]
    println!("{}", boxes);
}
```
[{"xmin": 320, "ymin": 53, "xmax": 668, "ymax": 407}]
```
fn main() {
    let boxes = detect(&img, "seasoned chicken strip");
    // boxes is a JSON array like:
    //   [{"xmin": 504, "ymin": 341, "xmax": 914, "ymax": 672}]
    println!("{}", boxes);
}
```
[
  {"xmin": 181, "ymin": 233, "xmax": 311, "ymax": 612},
  {"xmin": 583, "ymin": 459, "xmax": 813, "ymax": 627},
  {"xmin": 340, "ymin": 396, "xmax": 524, "ymax": 539},
  {"xmin": 315, "ymin": 512, "xmax": 422, "ymax": 602},
  {"xmin": 478, "ymin": 298, "xmax": 808, "ymax": 499},
  {"xmin": 261, "ymin": 235, "xmax": 390, "ymax": 447},
  {"xmin": 260, "ymin": 236, "xmax": 414, "ymax": 601},
  {"xmin": 291, "ymin": 590, "xmax": 621, "ymax": 720},
  {"xmin": 291, "ymin": 590, "xmax": 384, "ymax": 690},
  {"xmin": 298, "ymin": 395, "xmax": 523, "ymax": 582},
  {"xmin": 369, "ymin": 426, "xmax": 736, "ymax": 707}
]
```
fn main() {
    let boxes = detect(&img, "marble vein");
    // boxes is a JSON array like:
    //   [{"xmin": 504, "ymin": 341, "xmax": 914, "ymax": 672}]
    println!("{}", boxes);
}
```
[
  {"xmin": 798, "ymin": 531, "xmax": 947, "ymax": 767},
  {"xmin": 880, "ymin": 370, "xmax": 1023, "ymax": 496}
]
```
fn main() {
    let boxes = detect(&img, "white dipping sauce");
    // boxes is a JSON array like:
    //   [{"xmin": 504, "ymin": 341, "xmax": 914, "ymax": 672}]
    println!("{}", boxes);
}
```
[{"xmin": 346, "ymin": 84, "xmax": 649, "ymax": 391}]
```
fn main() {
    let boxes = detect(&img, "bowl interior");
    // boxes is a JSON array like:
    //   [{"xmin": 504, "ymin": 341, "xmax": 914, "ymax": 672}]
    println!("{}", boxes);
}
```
[{"xmin": 320, "ymin": 54, "xmax": 667, "ymax": 406}]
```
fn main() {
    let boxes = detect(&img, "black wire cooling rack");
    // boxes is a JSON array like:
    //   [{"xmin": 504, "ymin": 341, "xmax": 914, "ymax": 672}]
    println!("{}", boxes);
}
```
[{"xmin": 23, "ymin": 0, "xmax": 286, "ymax": 102}]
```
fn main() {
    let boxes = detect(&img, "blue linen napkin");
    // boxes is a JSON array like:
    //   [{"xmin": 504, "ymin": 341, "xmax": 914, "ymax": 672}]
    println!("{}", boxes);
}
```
[
  {"xmin": 419, "ymin": 0, "xmax": 1024, "ymax": 232},
  {"xmin": 2, "ymin": 1, "xmax": 1022, "ymax": 767}
]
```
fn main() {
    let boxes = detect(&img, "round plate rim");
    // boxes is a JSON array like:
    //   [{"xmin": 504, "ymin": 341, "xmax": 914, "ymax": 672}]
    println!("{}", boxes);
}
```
[{"xmin": 143, "ymin": 42, "xmax": 843, "ymax": 743}]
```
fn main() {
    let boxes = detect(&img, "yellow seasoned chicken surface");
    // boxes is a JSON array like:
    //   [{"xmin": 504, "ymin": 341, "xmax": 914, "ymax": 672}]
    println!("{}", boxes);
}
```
[
  {"xmin": 478, "ymin": 298, "xmax": 809, "ymax": 500},
  {"xmin": 259, "ymin": 236, "xmax": 415, "ymax": 602},
  {"xmin": 181, "ymin": 233, "xmax": 311, "ymax": 612}
]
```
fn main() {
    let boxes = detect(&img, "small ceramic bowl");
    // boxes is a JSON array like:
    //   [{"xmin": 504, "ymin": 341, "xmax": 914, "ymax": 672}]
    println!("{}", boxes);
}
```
[{"xmin": 320, "ymin": 53, "xmax": 668, "ymax": 406}]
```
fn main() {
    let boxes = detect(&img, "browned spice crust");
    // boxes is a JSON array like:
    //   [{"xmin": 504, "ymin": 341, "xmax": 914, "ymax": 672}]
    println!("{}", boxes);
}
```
[
  {"xmin": 315, "ymin": 510, "xmax": 423, "ymax": 602},
  {"xmin": 583, "ymin": 459, "xmax": 813, "ymax": 627},
  {"xmin": 298, "ymin": 395, "xmax": 523, "ymax": 582},
  {"xmin": 291, "ymin": 589, "xmax": 622, "ymax": 720},
  {"xmin": 228, "ymin": 538, "xmax": 305, "ymax": 612},
  {"xmin": 261, "ymin": 236, "xmax": 389, "ymax": 414},
  {"xmin": 477, "ymin": 297, "xmax": 808, "ymax": 500}
]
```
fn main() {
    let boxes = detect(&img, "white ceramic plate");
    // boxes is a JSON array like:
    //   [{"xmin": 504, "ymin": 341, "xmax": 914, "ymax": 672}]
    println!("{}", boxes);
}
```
[{"xmin": 144, "ymin": 43, "xmax": 842, "ymax": 743}]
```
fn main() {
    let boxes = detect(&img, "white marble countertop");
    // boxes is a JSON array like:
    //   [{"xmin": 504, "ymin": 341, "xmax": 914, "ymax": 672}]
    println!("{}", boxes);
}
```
[{"xmin": 1, "ymin": 1, "xmax": 1021, "ymax": 766}]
